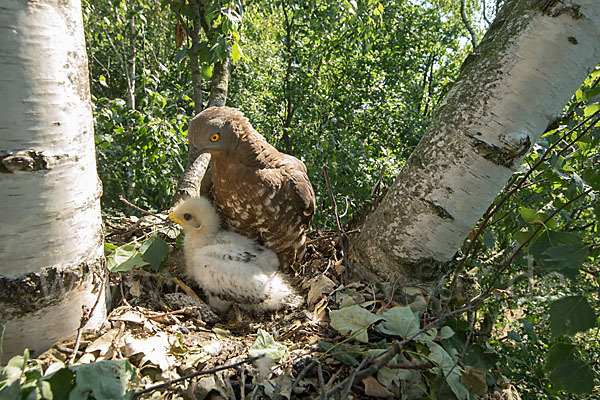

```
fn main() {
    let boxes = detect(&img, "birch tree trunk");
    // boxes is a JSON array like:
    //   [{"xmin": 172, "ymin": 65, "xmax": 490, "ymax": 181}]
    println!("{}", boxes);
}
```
[
  {"xmin": 348, "ymin": 0, "xmax": 600, "ymax": 285},
  {"xmin": 0, "ymin": 0, "xmax": 106, "ymax": 361}
]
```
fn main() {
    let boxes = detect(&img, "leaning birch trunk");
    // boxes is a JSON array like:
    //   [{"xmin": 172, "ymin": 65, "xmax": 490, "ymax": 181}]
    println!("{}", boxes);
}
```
[
  {"xmin": 349, "ymin": 0, "xmax": 600, "ymax": 285},
  {"xmin": 0, "ymin": 0, "xmax": 106, "ymax": 361}
]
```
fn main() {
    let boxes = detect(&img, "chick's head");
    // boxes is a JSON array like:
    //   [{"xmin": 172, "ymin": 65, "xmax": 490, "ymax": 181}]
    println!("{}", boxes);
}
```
[{"xmin": 169, "ymin": 197, "xmax": 221, "ymax": 235}]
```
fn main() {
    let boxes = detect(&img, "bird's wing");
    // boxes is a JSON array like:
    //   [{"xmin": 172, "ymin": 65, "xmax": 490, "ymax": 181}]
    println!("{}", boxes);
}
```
[
  {"xmin": 189, "ymin": 244, "xmax": 273, "ymax": 305},
  {"xmin": 285, "ymin": 166, "xmax": 316, "ymax": 223}
]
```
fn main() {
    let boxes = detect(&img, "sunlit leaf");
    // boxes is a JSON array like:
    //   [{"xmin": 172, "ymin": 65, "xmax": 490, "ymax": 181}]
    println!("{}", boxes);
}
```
[
  {"xmin": 330, "ymin": 305, "xmax": 382, "ymax": 343},
  {"xmin": 69, "ymin": 360, "xmax": 136, "ymax": 400},
  {"xmin": 248, "ymin": 329, "xmax": 288, "ymax": 361},
  {"xmin": 107, "ymin": 244, "xmax": 148, "ymax": 272},
  {"xmin": 375, "ymin": 306, "xmax": 419, "ymax": 339}
]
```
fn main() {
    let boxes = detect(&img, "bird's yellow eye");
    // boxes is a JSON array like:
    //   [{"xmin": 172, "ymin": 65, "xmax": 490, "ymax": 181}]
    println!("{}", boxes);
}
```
[{"xmin": 210, "ymin": 133, "xmax": 220, "ymax": 142}]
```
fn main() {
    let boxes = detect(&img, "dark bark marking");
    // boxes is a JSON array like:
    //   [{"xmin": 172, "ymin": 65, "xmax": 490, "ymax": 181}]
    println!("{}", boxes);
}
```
[
  {"xmin": 465, "ymin": 133, "xmax": 531, "ymax": 168},
  {"xmin": 0, "ymin": 256, "xmax": 106, "ymax": 319},
  {"xmin": 422, "ymin": 198, "xmax": 454, "ymax": 220},
  {"xmin": 0, "ymin": 150, "xmax": 68, "ymax": 173}
]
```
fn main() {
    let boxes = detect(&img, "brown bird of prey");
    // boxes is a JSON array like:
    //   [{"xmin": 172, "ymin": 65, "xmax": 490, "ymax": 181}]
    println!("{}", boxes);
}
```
[
  {"xmin": 188, "ymin": 106, "xmax": 315, "ymax": 268},
  {"xmin": 169, "ymin": 197, "xmax": 298, "ymax": 313}
]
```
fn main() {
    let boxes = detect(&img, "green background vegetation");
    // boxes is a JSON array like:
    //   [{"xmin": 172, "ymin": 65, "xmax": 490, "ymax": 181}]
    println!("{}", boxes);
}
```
[{"xmin": 80, "ymin": 0, "xmax": 599, "ymax": 398}]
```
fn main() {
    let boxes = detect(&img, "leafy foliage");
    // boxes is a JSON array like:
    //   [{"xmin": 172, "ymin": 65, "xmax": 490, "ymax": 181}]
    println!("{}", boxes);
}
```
[{"xmin": 0, "ymin": 350, "xmax": 137, "ymax": 399}]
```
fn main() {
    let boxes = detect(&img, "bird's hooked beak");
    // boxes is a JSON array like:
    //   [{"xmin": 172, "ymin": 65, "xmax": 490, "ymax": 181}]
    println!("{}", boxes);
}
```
[{"xmin": 168, "ymin": 212, "xmax": 183, "ymax": 225}]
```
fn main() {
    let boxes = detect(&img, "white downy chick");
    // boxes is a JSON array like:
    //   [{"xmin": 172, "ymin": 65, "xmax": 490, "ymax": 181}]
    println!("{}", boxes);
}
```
[{"xmin": 169, "ymin": 197, "xmax": 297, "ymax": 313}]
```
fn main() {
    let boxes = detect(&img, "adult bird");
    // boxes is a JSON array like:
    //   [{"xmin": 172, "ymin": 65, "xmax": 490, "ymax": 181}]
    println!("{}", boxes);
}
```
[
  {"xmin": 169, "ymin": 197, "xmax": 298, "ymax": 313},
  {"xmin": 188, "ymin": 106, "xmax": 315, "ymax": 268}
]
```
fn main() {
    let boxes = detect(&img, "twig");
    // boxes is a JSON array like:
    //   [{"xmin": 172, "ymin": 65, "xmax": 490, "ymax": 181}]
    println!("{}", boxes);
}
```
[
  {"xmin": 68, "ymin": 271, "xmax": 108, "ymax": 365},
  {"xmin": 449, "ymin": 111, "xmax": 600, "ymax": 302},
  {"xmin": 249, "ymin": 384, "xmax": 260, "ymax": 400},
  {"xmin": 340, "ymin": 355, "xmax": 371, "ymax": 399},
  {"xmin": 306, "ymin": 229, "xmax": 360, "ymax": 244},
  {"xmin": 119, "ymin": 194, "xmax": 164, "ymax": 217},
  {"xmin": 317, "ymin": 361, "xmax": 327, "ymax": 400},
  {"xmin": 370, "ymin": 165, "xmax": 386, "ymax": 199},
  {"xmin": 133, "ymin": 355, "xmax": 265, "ymax": 397},
  {"xmin": 472, "ymin": 187, "xmax": 594, "ymax": 304},
  {"xmin": 290, "ymin": 359, "xmax": 317, "ymax": 394},
  {"xmin": 386, "ymin": 361, "xmax": 433, "ymax": 370},
  {"xmin": 240, "ymin": 365, "xmax": 246, "ymax": 400},
  {"xmin": 323, "ymin": 164, "xmax": 350, "ymax": 282}
]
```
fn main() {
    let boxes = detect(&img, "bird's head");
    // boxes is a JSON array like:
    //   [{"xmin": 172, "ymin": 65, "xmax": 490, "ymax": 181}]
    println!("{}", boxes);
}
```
[
  {"xmin": 168, "ymin": 197, "xmax": 221, "ymax": 236},
  {"xmin": 188, "ymin": 106, "xmax": 249, "ymax": 154}
]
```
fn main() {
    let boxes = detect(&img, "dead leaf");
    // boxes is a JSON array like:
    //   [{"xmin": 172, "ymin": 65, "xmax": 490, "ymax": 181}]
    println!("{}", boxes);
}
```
[
  {"xmin": 86, "ymin": 329, "xmax": 119, "ymax": 356},
  {"xmin": 306, "ymin": 275, "xmax": 335, "ymax": 306},
  {"xmin": 122, "ymin": 332, "xmax": 174, "ymax": 371},
  {"xmin": 460, "ymin": 365, "xmax": 487, "ymax": 395},
  {"xmin": 362, "ymin": 376, "xmax": 394, "ymax": 398},
  {"xmin": 175, "ymin": 22, "xmax": 185, "ymax": 48},
  {"xmin": 111, "ymin": 310, "xmax": 146, "ymax": 324},
  {"xmin": 128, "ymin": 280, "xmax": 142, "ymax": 297}
]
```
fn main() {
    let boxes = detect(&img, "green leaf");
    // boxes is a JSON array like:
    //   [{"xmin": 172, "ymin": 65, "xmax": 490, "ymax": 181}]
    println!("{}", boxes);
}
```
[
  {"xmin": 174, "ymin": 48, "xmax": 187, "ymax": 63},
  {"xmin": 104, "ymin": 243, "xmax": 118, "ymax": 251},
  {"xmin": 231, "ymin": 42, "xmax": 242, "ymax": 63},
  {"xmin": 201, "ymin": 64, "xmax": 213, "ymax": 79},
  {"xmin": 529, "ymin": 231, "xmax": 588, "ymax": 278},
  {"xmin": 69, "ymin": 359, "xmax": 136, "ymax": 400},
  {"xmin": 42, "ymin": 367, "xmax": 76, "ymax": 399},
  {"xmin": 539, "ymin": 244, "xmax": 588, "ymax": 278},
  {"xmin": 107, "ymin": 244, "xmax": 149, "ymax": 272},
  {"xmin": 544, "ymin": 343, "xmax": 576, "ymax": 372},
  {"xmin": 248, "ymin": 329, "xmax": 288, "ymax": 362},
  {"xmin": 318, "ymin": 341, "xmax": 359, "ymax": 366},
  {"xmin": 583, "ymin": 102, "xmax": 600, "ymax": 118},
  {"xmin": 139, "ymin": 235, "xmax": 169, "ymax": 271},
  {"xmin": 519, "ymin": 208, "xmax": 557, "ymax": 229},
  {"xmin": 329, "ymin": 305, "xmax": 382, "ymax": 343},
  {"xmin": 428, "ymin": 342, "xmax": 469, "ymax": 400},
  {"xmin": 549, "ymin": 296, "xmax": 596, "ymax": 337},
  {"xmin": 375, "ymin": 306, "xmax": 419, "ymax": 339},
  {"xmin": 548, "ymin": 358, "xmax": 594, "ymax": 394}
]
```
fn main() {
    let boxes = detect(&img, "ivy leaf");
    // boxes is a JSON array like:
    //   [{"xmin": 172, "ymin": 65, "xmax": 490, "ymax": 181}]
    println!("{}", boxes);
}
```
[
  {"xmin": 428, "ymin": 342, "xmax": 469, "ymax": 400},
  {"xmin": 318, "ymin": 341, "xmax": 359, "ymax": 366},
  {"xmin": 248, "ymin": 329, "xmax": 288, "ymax": 362},
  {"xmin": 549, "ymin": 296, "xmax": 596, "ymax": 337},
  {"xmin": 139, "ymin": 235, "xmax": 169, "ymax": 271},
  {"xmin": 69, "ymin": 360, "xmax": 136, "ymax": 400},
  {"xmin": 375, "ymin": 306, "xmax": 419, "ymax": 339},
  {"xmin": 548, "ymin": 358, "xmax": 594, "ymax": 395},
  {"xmin": 329, "ymin": 305, "xmax": 382, "ymax": 343},
  {"xmin": 41, "ymin": 367, "xmax": 76, "ymax": 399},
  {"xmin": 107, "ymin": 244, "xmax": 148, "ymax": 272}
]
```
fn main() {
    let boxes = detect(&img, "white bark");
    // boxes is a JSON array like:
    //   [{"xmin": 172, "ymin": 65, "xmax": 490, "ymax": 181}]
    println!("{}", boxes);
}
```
[
  {"xmin": 0, "ymin": 0, "xmax": 106, "ymax": 361},
  {"xmin": 349, "ymin": 0, "xmax": 600, "ymax": 283}
]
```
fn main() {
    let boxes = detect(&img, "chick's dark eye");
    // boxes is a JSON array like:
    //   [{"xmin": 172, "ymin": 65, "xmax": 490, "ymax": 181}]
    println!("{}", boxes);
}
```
[{"xmin": 183, "ymin": 213, "xmax": 192, "ymax": 221}]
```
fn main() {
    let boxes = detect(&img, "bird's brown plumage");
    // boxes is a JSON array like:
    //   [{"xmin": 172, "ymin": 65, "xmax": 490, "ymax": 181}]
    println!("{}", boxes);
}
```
[{"xmin": 188, "ymin": 106, "xmax": 315, "ymax": 268}]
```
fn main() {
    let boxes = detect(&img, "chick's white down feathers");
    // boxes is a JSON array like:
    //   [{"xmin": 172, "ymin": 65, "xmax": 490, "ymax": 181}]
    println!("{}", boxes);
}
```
[{"xmin": 170, "ymin": 197, "xmax": 297, "ymax": 313}]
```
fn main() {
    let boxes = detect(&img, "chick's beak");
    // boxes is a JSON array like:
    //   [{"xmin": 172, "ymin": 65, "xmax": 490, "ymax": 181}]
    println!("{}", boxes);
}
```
[{"xmin": 168, "ymin": 212, "xmax": 183, "ymax": 225}]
